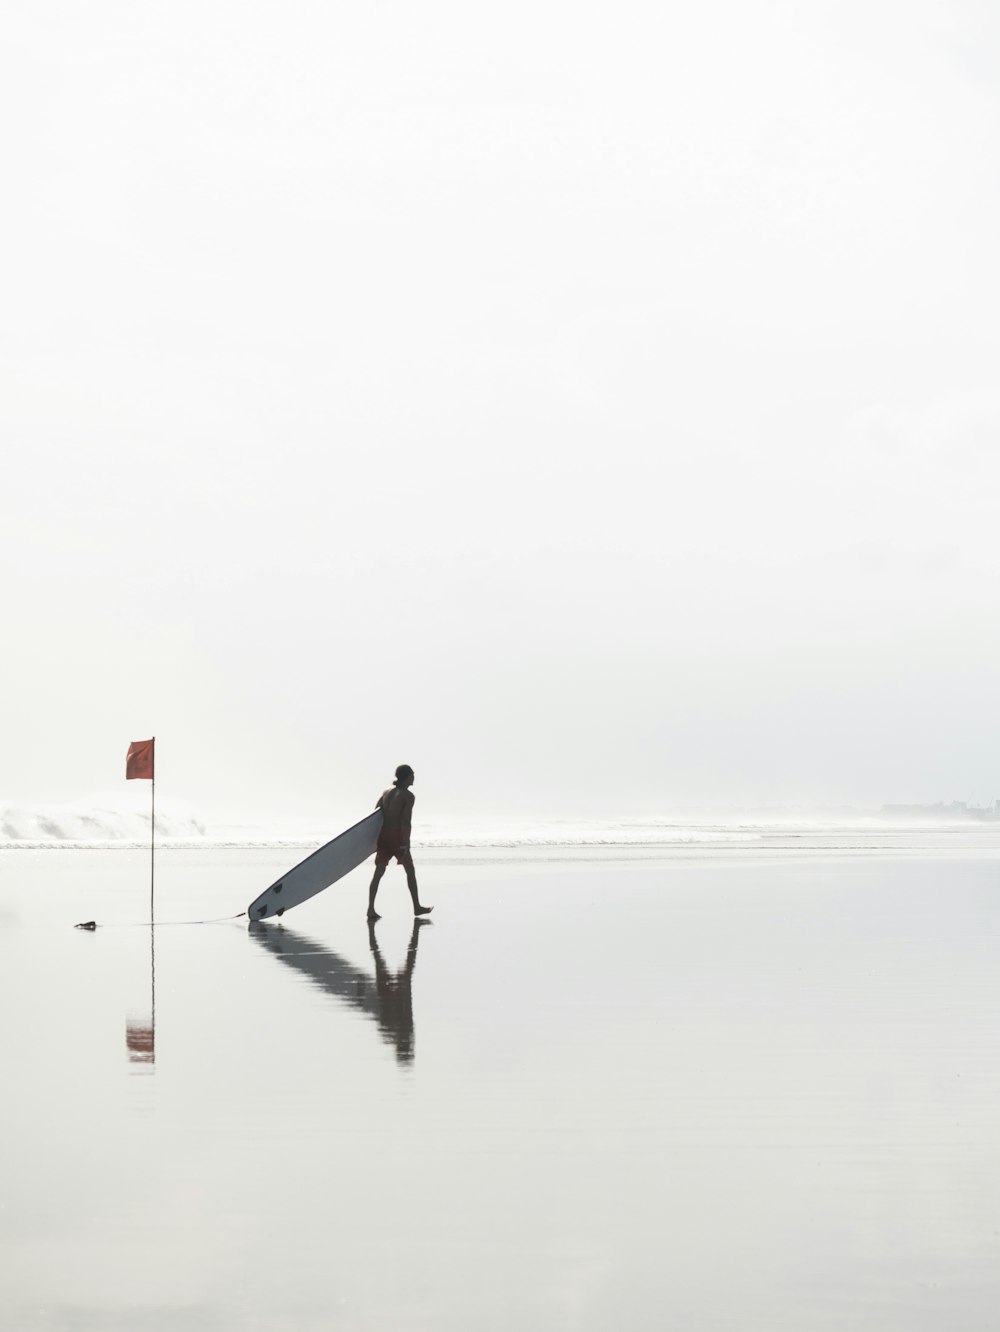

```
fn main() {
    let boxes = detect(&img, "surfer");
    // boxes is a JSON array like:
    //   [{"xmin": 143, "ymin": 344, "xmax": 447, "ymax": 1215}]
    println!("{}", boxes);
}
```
[{"xmin": 367, "ymin": 765, "xmax": 433, "ymax": 920}]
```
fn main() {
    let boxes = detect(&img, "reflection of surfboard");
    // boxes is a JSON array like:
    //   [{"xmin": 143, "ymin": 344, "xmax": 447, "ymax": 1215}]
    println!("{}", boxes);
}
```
[
  {"xmin": 247, "ymin": 811, "xmax": 382, "ymax": 921},
  {"xmin": 248, "ymin": 922, "xmax": 380, "ymax": 1018}
]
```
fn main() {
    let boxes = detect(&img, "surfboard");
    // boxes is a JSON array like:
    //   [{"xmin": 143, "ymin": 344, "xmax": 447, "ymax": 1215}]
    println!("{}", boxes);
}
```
[{"xmin": 246, "ymin": 810, "xmax": 383, "ymax": 921}]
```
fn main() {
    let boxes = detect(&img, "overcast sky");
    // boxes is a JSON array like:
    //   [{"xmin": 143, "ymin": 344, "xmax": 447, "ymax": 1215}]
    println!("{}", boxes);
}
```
[{"xmin": 2, "ymin": 0, "xmax": 999, "ymax": 823}]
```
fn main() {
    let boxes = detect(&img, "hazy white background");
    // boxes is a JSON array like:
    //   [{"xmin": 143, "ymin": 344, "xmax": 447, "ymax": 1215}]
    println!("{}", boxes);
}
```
[{"xmin": 2, "ymin": 0, "xmax": 999, "ymax": 825}]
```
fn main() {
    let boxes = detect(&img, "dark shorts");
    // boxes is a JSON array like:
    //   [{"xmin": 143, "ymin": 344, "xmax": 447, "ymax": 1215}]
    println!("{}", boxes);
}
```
[{"xmin": 375, "ymin": 842, "xmax": 414, "ymax": 870}]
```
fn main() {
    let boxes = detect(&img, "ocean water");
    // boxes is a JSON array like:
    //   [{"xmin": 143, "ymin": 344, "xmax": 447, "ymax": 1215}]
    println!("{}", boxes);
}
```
[
  {"xmin": 2, "ymin": 836, "xmax": 999, "ymax": 1330},
  {"xmin": 5, "ymin": 794, "xmax": 1000, "ymax": 853}
]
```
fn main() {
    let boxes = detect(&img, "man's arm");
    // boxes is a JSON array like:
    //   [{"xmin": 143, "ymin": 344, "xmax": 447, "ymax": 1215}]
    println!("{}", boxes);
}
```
[{"xmin": 402, "ymin": 790, "xmax": 414, "ymax": 844}]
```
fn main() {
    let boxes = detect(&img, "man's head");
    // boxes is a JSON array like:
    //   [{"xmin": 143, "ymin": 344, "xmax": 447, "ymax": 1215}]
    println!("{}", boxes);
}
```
[{"xmin": 394, "ymin": 764, "xmax": 415, "ymax": 787}]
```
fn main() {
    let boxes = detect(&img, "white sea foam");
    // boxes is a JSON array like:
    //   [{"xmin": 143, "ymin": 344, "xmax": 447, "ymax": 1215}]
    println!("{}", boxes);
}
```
[
  {"xmin": 3, "ymin": 799, "xmax": 999, "ymax": 852},
  {"xmin": 0, "ymin": 800, "xmax": 762, "ymax": 849},
  {"xmin": 0, "ymin": 793, "xmax": 206, "ymax": 847},
  {"xmin": 414, "ymin": 819, "xmax": 759, "ymax": 847}
]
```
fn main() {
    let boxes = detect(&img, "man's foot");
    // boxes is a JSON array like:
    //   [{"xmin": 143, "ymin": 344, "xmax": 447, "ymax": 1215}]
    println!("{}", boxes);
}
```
[
  {"xmin": 367, "ymin": 909, "xmax": 381, "ymax": 921},
  {"xmin": 414, "ymin": 905, "xmax": 433, "ymax": 916}
]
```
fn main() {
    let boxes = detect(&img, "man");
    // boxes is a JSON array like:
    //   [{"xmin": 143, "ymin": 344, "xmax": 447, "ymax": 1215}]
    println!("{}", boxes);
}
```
[{"xmin": 367, "ymin": 764, "xmax": 433, "ymax": 920}]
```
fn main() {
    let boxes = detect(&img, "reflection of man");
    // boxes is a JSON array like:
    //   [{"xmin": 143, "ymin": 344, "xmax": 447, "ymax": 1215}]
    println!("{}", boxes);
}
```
[
  {"xmin": 248, "ymin": 917, "xmax": 430, "ymax": 1067},
  {"xmin": 368, "ymin": 765, "xmax": 433, "ymax": 920},
  {"xmin": 369, "ymin": 918, "xmax": 430, "ymax": 1064}
]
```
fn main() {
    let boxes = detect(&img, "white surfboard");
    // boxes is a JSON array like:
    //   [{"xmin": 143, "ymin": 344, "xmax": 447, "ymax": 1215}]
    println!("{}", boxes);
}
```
[{"xmin": 247, "ymin": 810, "xmax": 382, "ymax": 921}]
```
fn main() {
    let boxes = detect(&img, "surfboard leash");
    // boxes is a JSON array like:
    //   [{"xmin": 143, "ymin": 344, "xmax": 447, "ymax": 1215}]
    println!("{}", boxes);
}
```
[{"xmin": 74, "ymin": 911, "xmax": 248, "ymax": 930}]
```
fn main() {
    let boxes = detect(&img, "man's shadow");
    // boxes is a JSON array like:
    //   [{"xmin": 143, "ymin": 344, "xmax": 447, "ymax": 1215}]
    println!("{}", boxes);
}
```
[{"xmin": 248, "ymin": 917, "xmax": 431, "ymax": 1064}]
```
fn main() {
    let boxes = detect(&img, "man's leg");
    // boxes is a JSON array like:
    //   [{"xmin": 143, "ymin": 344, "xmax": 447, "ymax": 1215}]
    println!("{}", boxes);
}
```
[
  {"xmin": 368, "ymin": 860, "xmax": 387, "ymax": 919},
  {"xmin": 399, "ymin": 850, "xmax": 432, "ymax": 916}
]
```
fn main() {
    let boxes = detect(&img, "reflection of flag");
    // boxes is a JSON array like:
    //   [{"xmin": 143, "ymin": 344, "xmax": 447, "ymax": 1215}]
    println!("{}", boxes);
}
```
[
  {"xmin": 126, "ymin": 739, "xmax": 155, "ymax": 781},
  {"xmin": 126, "ymin": 1018, "xmax": 155, "ymax": 1064}
]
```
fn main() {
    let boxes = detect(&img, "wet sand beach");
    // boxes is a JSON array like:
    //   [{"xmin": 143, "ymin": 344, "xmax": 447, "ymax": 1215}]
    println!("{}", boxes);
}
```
[{"xmin": 2, "ymin": 839, "xmax": 999, "ymax": 1330}]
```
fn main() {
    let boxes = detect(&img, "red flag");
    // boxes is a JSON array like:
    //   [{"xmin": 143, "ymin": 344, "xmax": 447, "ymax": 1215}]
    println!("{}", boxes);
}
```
[{"xmin": 126, "ymin": 738, "xmax": 155, "ymax": 781}]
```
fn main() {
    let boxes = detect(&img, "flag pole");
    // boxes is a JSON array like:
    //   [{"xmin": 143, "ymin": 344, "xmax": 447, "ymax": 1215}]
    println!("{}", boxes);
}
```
[
  {"xmin": 150, "ymin": 735, "xmax": 156, "ymax": 924},
  {"xmin": 126, "ymin": 737, "xmax": 156, "ymax": 916}
]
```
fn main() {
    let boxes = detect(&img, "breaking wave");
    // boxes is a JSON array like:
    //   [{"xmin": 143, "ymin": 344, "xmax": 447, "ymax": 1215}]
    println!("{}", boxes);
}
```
[
  {"xmin": 0, "ymin": 802, "xmax": 764, "ymax": 850},
  {"xmin": 0, "ymin": 795, "xmax": 207, "ymax": 847},
  {"xmin": 10, "ymin": 805, "xmax": 991, "ymax": 852}
]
